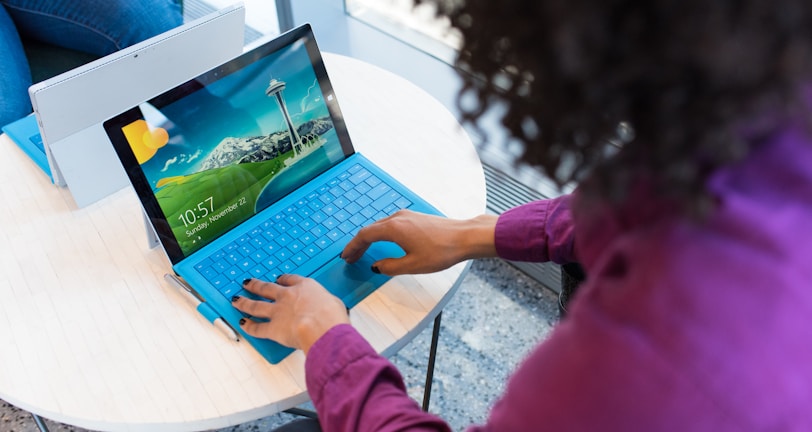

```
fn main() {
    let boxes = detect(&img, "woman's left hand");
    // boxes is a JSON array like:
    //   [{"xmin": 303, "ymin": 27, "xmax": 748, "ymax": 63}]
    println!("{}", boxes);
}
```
[{"xmin": 232, "ymin": 275, "xmax": 350, "ymax": 354}]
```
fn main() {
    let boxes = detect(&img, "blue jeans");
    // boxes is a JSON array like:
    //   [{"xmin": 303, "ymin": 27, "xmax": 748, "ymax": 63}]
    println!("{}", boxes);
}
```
[{"xmin": 0, "ymin": 0, "xmax": 182, "ymax": 126}]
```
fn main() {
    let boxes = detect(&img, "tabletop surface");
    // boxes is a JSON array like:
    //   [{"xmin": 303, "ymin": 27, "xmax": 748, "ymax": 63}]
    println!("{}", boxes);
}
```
[{"xmin": 0, "ymin": 53, "xmax": 485, "ymax": 431}]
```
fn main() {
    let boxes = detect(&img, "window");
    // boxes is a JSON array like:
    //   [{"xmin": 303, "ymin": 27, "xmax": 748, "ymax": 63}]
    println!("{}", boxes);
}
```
[{"xmin": 345, "ymin": 0, "xmax": 460, "ymax": 66}]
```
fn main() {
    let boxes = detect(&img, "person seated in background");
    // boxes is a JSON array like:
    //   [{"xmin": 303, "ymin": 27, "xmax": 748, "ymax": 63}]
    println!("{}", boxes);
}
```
[
  {"xmin": 233, "ymin": 0, "xmax": 811, "ymax": 430},
  {"xmin": 0, "ymin": 0, "xmax": 182, "ymax": 126}
]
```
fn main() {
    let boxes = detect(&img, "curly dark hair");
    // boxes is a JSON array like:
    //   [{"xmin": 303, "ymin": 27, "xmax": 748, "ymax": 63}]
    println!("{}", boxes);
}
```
[{"xmin": 428, "ymin": 0, "xmax": 812, "ymax": 213}]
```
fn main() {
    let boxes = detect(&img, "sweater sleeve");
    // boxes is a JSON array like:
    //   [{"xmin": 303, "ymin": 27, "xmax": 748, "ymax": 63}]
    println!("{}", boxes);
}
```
[
  {"xmin": 305, "ymin": 324, "xmax": 451, "ymax": 432},
  {"xmin": 494, "ymin": 194, "xmax": 576, "ymax": 264}
]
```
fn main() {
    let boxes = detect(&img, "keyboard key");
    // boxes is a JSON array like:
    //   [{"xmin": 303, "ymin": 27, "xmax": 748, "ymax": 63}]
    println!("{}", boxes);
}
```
[
  {"xmin": 286, "ymin": 214, "xmax": 301, "ymax": 225},
  {"xmin": 274, "ymin": 248, "xmax": 292, "ymax": 261},
  {"xmin": 297, "ymin": 207, "xmax": 313, "ymax": 219},
  {"xmin": 344, "ymin": 202, "xmax": 361, "ymax": 215},
  {"xmin": 372, "ymin": 190, "xmax": 400, "ymax": 211},
  {"xmin": 238, "ymin": 257, "xmax": 254, "ymax": 270},
  {"xmin": 311, "ymin": 211, "xmax": 326, "ymax": 224},
  {"xmin": 349, "ymin": 213, "xmax": 366, "ymax": 226},
  {"xmin": 300, "ymin": 233, "xmax": 315, "ymax": 245},
  {"xmin": 263, "ymin": 243, "xmax": 278, "ymax": 255},
  {"xmin": 194, "ymin": 258, "xmax": 211, "ymax": 271},
  {"xmin": 344, "ymin": 190, "xmax": 361, "ymax": 202},
  {"xmin": 329, "ymin": 186, "xmax": 344, "ymax": 198},
  {"xmin": 323, "ymin": 217, "xmax": 338, "ymax": 229},
  {"xmin": 225, "ymin": 252, "xmax": 241, "ymax": 264},
  {"xmin": 322, "ymin": 203, "xmax": 338, "ymax": 215},
  {"xmin": 261, "ymin": 258, "xmax": 278, "ymax": 271},
  {"xmin": 212, "ymin": 261, "xmax": 228, "ymax": 273},
  {"xmin": 319, "ymin": 193, "xmax": 334, "ymax": 204},
  {"xmin": 339, "ymin": 180, "xmax": 353, "ymax": 191},
  {"xmin": 262, "ymin": 230, "xmax": 277, "ymax": 242},
  {"xmin": 349, "ymin": 168, "xmax": 371, "ymax": 185},
  {"xmin": 327, "ymin": 229, "xmax": 343, "ymax": 241},
  {"xmin": 291, "ymin": 252, "xmax": 307, "ymax": 266},
  {"xmin": 395, "ymin": 197, "xmax": 412, "ymax": 209},
  {"xmin": 250, "ymin": 237, "xmax": 266, "ymax": 249},
  {"xmin": 365, "ymin": 175, "xmax": 382, "ymax": 187},
  {"xmin": 221, "ymin": 282, "xmax": 241, "ymax": 298},
  {"xmin": 276, "ymin": 234, "xmax": 292, "ymax": 246},
  {"xmin": 334, "ymin": 209, "xmax": 351, "ymax": 222},
  {"xmin": 224, "ymin": 266, "xmax": 241, "ymax": 279},
  {"xmin": 360, "ymin": 207, "xmax": 377, "ymax": 219},
  {"xmin": 382, "ymin": 203, "xmax": 398, "ymax": 215},
  {"xmin": 212, "ymin": 274, "xmax": 229, "ymax": 290},
  {"xmin": 310, "ymin": 225, "xmax": 326, "ymax": 237},
  {"xmin": 299, "ymin": 219, "xmax": 315, "ymax": 230},
  {"xmin": 200, "ymin": 266, "xmax": 219, "ymax": 279},
  {"xmin": 356, "ymin": 194, "xmax": 373, "ymax": 208},
  {"xmin": 279, "ymin": 261, "xmax": 296, "ymax": 273},
  {"xmin": 355, "ymin": 182, "xmax": 372, "ymax": 195},
  {"xmin": 315, "ymin": 238, "xmax": 330, "ymax": 249},
  {"xmin": 288, "ymin": 240, "xmax": 304, "ymax": 252},
  {"xmin": 367, "ymin": 183, "xmax": 390, "ymax": 200},
  {"xmin": 250, "ymin": 248, "xmax": 268, "ymax": 260}
]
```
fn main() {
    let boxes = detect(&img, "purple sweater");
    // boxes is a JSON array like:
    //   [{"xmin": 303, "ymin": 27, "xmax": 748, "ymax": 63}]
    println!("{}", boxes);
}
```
[{"xmin": 304, "ymin": 124, "xmax": 812, "ymax": 430}]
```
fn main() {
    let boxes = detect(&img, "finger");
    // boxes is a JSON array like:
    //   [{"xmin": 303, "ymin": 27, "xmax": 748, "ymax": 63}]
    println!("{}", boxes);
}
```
[
  {"xmin": 231, "ymin": 294, "xmax": 277, "ymax": 318},
  {"xmin": 341, "ymin": 236, "xmax": 371, "ymax": 264},
  {"xmin": 371, "ymin": 254, "xmax": 419, "ymax": 276},
  {"xmin": 342, "ymin": 219, "xmax": 397, "ymax": 263},
  {"xmin": 242, "ymin": 277, "xmax": 281, "ymax": 300},
  {"xmin": 238, "ymin": 319, "xmax": 292, "ymax": 348},
  {"xmin": 275, "ymin": 273, "xmax": 306, "ymax": 286}
]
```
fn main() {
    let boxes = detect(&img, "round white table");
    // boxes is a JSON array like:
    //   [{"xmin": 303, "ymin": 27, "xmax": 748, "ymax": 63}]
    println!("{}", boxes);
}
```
[{"xmin": 0, "ymin": 53, "xmax": 485, "ymax": 431}]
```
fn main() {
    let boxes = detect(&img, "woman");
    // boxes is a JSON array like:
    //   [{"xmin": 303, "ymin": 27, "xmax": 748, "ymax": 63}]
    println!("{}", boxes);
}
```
[
  {"xmin": 233, "ymin": 0, "xmax": 812, "ymax": 430},
  {"xmin": 0, "ymin": 0, "xmax": 182, "ymax": 126}
]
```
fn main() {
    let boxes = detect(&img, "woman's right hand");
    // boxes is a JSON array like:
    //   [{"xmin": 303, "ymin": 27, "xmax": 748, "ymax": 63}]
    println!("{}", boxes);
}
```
[{"xmin": 341, "ymin": 209, "xmax": 499, "ymax": 276}]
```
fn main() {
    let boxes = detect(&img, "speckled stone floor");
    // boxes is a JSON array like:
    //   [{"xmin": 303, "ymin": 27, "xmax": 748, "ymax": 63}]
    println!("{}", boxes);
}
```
[{"xmin": 0, "ymin": 258, "xmax": 560, "ymax": 432}]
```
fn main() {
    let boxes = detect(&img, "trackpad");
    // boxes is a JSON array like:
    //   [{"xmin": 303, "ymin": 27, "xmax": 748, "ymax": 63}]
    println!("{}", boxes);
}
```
[{"xmin": 313, "ymin": 242, "xmax": 402, "ymax": 308}]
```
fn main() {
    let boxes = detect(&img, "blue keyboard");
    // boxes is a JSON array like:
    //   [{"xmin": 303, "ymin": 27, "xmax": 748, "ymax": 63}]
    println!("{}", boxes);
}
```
[{"xmin": 192, "ymin": 163, "xmax": 412, "ymax": 303}]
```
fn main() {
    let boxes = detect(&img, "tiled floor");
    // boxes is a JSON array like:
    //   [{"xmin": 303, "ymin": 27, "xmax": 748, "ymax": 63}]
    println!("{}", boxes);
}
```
[{"xmin": 0, "ymin": 258, "xmax": 560, "ymax": 431}]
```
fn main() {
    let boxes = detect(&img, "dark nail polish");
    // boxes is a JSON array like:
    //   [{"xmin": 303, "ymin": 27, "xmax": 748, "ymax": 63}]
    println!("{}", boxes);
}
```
[
  {"xmin": 371, "ymin": 265, "xmax": 380, "ymax": 274},
  {"xmin": 242, "ymin": 278, "xmax": 252, "ymax": 286},
  {"xmin": 231, "ymin": 295, "xmax": 240, "ymax": 303},
  {"xmin": 239, "ymin": 318, "xmax": 246, "ymax": 325}
]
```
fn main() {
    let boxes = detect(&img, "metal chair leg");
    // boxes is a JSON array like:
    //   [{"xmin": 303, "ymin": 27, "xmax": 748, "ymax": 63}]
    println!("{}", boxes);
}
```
[
  {"xmin": 421, "ymin": 312, "xmax": 442, "ymax": 411},
  {"xmin": 283, "ymin": 407, "xmax": 318, "ymax": 419},
  {"xmin": 30, "ymin": 412, "xmax": 50, "ymax": 432}
]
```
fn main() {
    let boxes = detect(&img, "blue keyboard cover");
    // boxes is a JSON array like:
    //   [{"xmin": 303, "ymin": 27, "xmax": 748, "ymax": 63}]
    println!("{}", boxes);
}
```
[{"xmin": 193, "ymin": 162, "xmax": 411, "ymax": 304}]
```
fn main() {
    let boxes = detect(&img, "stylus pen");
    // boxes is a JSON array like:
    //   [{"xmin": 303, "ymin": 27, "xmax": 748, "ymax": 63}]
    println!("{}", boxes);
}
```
[{"xmin": 163, "ymin": 273, "xmax": 240, "ymax": 342}]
